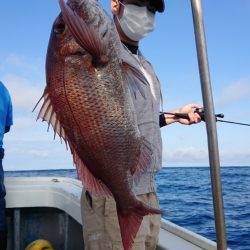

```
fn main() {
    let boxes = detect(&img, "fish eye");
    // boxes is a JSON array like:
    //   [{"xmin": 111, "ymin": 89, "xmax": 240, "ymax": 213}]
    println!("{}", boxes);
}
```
[
  {"xmin": 54, "ymin": 22, "xmax": 65, "ymax": 34},
  {"xmin": 54, "ymin": 15, "xmax": 66, "ymax": 34}
]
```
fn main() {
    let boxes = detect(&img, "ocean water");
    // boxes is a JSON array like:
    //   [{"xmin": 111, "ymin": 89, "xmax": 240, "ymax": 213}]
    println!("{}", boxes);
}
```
[
  {"xmin": 156, "ymin": 167, "xmax": 250, "ymax": 250},
  {"xmin": 5, "ymin": 167, "xmax": 250, "ymax": 250}
]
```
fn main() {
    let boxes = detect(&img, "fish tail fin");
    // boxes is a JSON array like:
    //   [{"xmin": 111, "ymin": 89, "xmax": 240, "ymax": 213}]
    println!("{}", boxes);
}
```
[
  {"xmin": 117, "ymin": 202, "xmax": 164, "ymax": 250},
  {"xmin": 117, "ymin": 212, "xmax": 142, "ymax": 250}
]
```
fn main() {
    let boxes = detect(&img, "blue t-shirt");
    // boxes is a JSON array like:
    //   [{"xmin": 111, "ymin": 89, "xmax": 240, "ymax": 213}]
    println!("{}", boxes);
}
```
[{"xmin": 0, "ymin": 81, "xmax": 13, "ymax": 148}]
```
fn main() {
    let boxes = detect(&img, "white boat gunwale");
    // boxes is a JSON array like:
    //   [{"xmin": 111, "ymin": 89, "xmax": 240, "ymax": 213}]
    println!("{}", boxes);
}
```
[{"xmin": 5, "ymin": 176, "xmax": 228, "ymax": 250}]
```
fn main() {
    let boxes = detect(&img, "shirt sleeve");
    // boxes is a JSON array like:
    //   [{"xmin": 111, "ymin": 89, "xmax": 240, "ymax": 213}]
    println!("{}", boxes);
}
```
[
  {"xmin": 6, "ymin": 98, "xmax": 13, "ymax": 126},
  {"xmin": 159, "ymin": 113, "xmax": 167, "ymax": 127}
]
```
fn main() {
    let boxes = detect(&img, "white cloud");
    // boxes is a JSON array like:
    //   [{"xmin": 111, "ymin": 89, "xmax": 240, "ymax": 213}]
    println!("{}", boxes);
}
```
[
  {"xmin": 163, "ymin": 146, "xmax": 208, "ymax": 166},
  {"xmin": 30, "ymin": 150, "xmax": 49, "ymax": 158},
  {"xmin": 0, "ymin": 54, "xmax": 44, "ymax": 78},
  {"xmin": 220, "ymin": 149, "xmax": 250, "ymax": 166},
  {"xmin": 10, "ymin": 116, "xmax": 36, "ymax": 130},
  {"xmin": 2, "ymin": 74, "xmax": 44, "ymax": 111},
  {"xmin": 163, "ymin": 146, "xmax": 250, "ymax": 167},
  {"xmin": 216, "ymin": 78, "xmax": 250, "ymax": 107},
  {"xmin": 0, "ymin": 53, "xmax": 45, "ymax": 112}
]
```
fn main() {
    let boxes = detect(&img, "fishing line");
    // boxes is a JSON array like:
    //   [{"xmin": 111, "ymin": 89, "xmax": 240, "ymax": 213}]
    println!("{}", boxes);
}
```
[
  {"xmin": 216, "ymin": 119, "xmax": 250, "ymax": 127},
  {"xmin": 162, "ymin": 108, "xmax": 250, "ymax": 127}
]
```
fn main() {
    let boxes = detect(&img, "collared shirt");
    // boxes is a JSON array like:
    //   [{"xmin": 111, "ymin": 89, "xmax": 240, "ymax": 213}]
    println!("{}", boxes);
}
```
[
  {"xmin": 121, "ymin": 45, "xmax": 163, "ymax": 195},
  {"xmin": 0, "ymin": 81, "xmax": 13, "ymax": 148}
]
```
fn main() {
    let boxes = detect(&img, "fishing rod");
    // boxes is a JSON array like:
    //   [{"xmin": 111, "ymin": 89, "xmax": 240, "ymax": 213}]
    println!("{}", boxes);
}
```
[{"xmin": 162, "ymin": 108, "xmax": 250, "ymax": 127}]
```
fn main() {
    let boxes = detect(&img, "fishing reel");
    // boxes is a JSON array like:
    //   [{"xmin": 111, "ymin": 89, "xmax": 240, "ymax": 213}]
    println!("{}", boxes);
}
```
[{"xmin": 194, "ymin": 108, "xmax": 224, "ymax": 121}]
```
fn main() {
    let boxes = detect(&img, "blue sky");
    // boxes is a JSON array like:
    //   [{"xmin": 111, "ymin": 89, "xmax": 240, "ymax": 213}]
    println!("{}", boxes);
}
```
[{"xmin": 0, "ymin": 1, "xmax": 250, "ymax": 170}]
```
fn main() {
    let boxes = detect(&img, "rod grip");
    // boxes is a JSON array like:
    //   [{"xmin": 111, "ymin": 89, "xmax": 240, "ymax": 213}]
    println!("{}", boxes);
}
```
[{"xmin": 174, "ymin": 108, "xmax": 205, "ymax": 121}]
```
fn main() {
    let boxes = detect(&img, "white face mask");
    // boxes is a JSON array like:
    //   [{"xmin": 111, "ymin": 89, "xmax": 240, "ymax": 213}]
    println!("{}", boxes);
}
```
[{"xmin": 117, "ymin": 3, "xmax": 155, "ymax": 42}]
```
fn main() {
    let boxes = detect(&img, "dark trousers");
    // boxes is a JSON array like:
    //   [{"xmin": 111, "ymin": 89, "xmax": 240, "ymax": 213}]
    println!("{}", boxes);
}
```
[{"xmin": 0, "ymin": 148, "xmax": 7, "ymax": 250}]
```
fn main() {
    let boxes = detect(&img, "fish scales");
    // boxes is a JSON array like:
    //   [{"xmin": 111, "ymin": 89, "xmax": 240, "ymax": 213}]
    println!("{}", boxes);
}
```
[{"xmin": 36, "ymin": 0, "xmax": 164, "ymax": 249}]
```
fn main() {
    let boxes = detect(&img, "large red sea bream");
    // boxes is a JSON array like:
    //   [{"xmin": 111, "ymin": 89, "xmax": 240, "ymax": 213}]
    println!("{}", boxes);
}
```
[{"xmin": 36, "ymin": 0, "xmax": 164, "ymax": 249}]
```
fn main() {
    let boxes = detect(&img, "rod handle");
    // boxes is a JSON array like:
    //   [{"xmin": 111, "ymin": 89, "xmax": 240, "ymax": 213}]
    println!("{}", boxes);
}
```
[{"xmin": 173, "ymin": 108, "xmax": 224, "ymax": 122}]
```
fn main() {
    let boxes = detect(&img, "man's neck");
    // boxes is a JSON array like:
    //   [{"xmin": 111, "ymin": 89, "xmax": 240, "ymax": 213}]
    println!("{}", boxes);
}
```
[{"xmin": 122, "ymin": 40, "xmax": 139, "ymax": 54}]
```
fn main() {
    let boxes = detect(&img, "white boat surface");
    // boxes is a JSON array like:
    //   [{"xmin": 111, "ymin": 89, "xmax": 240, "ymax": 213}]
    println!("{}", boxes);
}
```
[{"xmin": 5, "ymin": 176, "xmax": 225, "ymax": 250}]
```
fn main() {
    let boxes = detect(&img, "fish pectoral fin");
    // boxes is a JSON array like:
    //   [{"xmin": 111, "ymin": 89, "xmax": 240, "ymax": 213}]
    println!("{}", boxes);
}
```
[
  {"xmin": 59, "ymin": 0, "xmax": 108, "ymax": 65},
  {"xmin": 72, "ymin": 148, "xmax": 112, "ymax": 198},
  {"xmin": 122, "ymin": 61, "xmax": 149, "ymax": 99},
  {"xmin": 132, "ymin": 138, "xmax": 152, "ymax": 185},
  {"xmin": 35, "ymin": 90, "xmax": 68, "ymax": 143}
]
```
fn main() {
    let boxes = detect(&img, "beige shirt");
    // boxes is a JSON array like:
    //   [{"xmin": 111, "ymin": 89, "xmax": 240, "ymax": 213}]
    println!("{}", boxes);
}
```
[{"xmin": 122, "ymin": 46, "xmax": 163, "ymax": 195}]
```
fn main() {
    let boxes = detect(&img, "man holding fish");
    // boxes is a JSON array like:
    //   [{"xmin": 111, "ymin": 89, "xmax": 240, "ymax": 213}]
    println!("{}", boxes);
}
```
[
  {"xmin": 39, "ymin": 0, "xmax": 201, "ymax": 249},
  {"xmin": 80, "ymin": 0, "xmax": 201, "ymax": 249}
]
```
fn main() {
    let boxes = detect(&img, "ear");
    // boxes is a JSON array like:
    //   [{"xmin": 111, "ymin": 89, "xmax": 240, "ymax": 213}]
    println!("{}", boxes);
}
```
[{"xmin": 110, "ymin": 0, "xmax": 120, "ymax": 15}]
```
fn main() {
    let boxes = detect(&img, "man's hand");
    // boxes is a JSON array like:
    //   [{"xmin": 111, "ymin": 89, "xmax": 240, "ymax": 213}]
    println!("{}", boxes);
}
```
[
  {"xmin": 164, "ymin": 104, "xmax": 202, "ymax": 125},
  {"xmin": 176, "ymin": 104, "xmax": 202, "ymax": 125}
]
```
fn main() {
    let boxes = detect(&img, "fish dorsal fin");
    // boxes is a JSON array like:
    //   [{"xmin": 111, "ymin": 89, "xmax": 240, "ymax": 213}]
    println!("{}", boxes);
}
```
[
  {"xmin": 35, "ymin": 90, "xmax": 67, "ymax": 142},
  {"xmin": 35, "ymin": 89, "xmax": 112, "ymax": 198},
  {"xmin": 59, "ymin": 0, "xmax": 108, "ymax": 65}
]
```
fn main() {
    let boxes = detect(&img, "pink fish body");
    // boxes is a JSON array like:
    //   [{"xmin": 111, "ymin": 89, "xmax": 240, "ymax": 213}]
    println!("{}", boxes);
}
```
[{"xmin": 37, "ymin": 0, "xmax": 163, "ymax": 249}]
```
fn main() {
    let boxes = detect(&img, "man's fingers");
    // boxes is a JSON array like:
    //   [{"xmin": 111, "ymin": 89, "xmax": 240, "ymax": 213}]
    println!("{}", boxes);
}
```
[{"xmin": 188, "ymin": 112, "xmax": 202, "ymax": 124}]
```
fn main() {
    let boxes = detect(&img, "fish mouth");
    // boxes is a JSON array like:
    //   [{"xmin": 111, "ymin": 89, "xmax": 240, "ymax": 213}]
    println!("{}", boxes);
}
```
[
  {"xmin": 70, "ymin": 50, "xmax": 88, "ymax": 57},
  {"xmin": 60, "ymin": 40, "xmax": 88, "ymax": 57},
  {"xmin": 59, "ymin": 0, "xmax": 108, "ymax": 66}
]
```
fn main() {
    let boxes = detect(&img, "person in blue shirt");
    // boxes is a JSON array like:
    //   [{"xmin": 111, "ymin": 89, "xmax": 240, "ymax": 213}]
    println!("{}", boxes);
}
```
[{"xmin": 0, "ymin": 81, "xmax": 13, "ymax": 250}]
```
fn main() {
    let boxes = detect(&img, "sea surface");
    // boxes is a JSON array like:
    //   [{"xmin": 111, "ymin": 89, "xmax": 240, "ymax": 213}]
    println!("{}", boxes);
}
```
[{"xmin": 5, "ymin": 167, "xmax": 250, "ymax": 250}]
